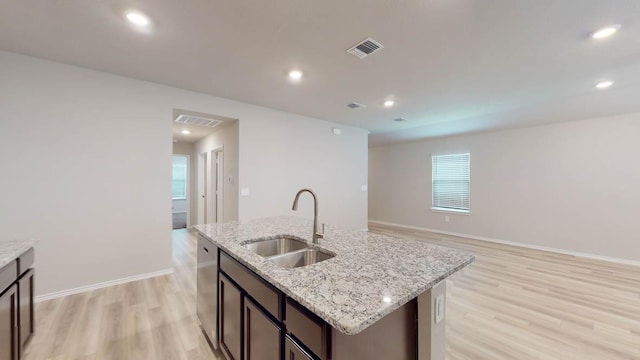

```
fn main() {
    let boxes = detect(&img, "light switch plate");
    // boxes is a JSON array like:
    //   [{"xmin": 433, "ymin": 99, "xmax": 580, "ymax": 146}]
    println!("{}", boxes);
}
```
[
  {"xmin": 361, "ymin": 185, "xmax": 368, "ymax": 192},
  {"xmin": 241, "ymin": 188, "xmax": 250, "ymax": 196}
]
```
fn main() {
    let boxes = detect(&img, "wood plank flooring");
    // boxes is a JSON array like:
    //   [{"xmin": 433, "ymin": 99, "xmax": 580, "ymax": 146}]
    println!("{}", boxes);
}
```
[
  {"xmin": 24, "ymin": 225, "xmax": 640, "ymax": 359},
  {"xmin": 24, "ymin": 229, "xmax": 221, "ymax": 360},
  {"xmin": 369, "ymin": 223, "xmax": 640, "ymax": 360}
]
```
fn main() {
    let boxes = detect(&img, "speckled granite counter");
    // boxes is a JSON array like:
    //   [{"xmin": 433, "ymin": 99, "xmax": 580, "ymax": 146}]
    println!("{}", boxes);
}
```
[
  {"xmin": 194, "ymin": 216, "xmax": 473, "ymax": 335},
  {"xmin": 0, "ymin": 239, "xmax": 36, "ymax": 269}
]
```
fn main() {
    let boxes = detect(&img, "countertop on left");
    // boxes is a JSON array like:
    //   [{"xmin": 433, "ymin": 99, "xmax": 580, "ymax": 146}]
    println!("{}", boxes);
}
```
[{"xmin": 0, "ymin": 239, "xmax": 37, "ymax": 268}]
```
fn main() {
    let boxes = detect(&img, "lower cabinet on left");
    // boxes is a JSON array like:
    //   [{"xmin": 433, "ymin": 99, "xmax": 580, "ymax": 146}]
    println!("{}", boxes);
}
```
[
  {"xmin": 0, "ymin": 284, "xmax": 19, "ymax": 360},
  {"xmin": 18, "ymin": 269, "xmax": 34, "ymax": 355}
]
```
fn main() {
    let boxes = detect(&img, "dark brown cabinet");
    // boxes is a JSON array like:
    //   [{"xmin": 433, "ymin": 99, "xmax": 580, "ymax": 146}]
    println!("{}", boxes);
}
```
[
  {"xmin": 0, "ymin": 284, "xmax": 18, "ymax": 360},
  {"xmin": 0, "ymin": 248, "xmax": 37, "ymax": 360},
  {"xmin": 284, "ymin": 336, "xmax": 314, "ymax": 360},
  {"xmin": 219, "ymin": 274, "xmax": 242, "ymax": 360},
  {"xmin": 244, "ymin": 299, "xmax": 280, "ymax": 360},
  {"xmin": 18, "ymin": 269, "xmax": 34, "ymax": 355}
]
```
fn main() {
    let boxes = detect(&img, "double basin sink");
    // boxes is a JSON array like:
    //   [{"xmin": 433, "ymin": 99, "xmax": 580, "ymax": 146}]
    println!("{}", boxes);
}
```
[{"xmin": 243, "ymin": 236, "xmax": 335, "ymax": 268}]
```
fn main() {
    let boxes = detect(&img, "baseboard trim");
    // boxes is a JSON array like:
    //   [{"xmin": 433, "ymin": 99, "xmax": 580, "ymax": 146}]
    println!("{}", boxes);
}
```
[
  {"xmin": 34, "ymin": 268, "xmax": 174, "ymax": 303},
  {"xmin": 368, "ymin": 219, "xmax": 640, "ymax": 267}
]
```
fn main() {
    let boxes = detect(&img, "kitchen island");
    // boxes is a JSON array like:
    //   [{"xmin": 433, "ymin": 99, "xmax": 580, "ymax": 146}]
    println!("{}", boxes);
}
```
[{"xmin": 194, "ymin": 216, "xmax": 473, "ymax": 360}]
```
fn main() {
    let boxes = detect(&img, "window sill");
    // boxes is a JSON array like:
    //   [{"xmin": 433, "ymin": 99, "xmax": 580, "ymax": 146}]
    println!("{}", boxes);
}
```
[{"xmin": 431, "ymin": 207, "xmax": 471, "ymax": 215}]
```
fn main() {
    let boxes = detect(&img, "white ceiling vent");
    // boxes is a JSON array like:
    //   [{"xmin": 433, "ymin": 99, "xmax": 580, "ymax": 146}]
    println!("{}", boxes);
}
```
[
  {"xmin": 347, "ymin": 37, "xmax": 383, "ymax": 59},
  {"xmin": 175, "ymin": 114, "xmax": 222, "ymax": 128}
]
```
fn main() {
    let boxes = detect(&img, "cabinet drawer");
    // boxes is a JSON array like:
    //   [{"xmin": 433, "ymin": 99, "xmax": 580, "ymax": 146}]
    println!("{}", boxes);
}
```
[
  {"xmin": 220, "ymin": 251, "xmax": 281, "ymax": 319},
  {"xmin": 0, "ymin": 260, "xmax": 17, "ymax": 294},
  {"xmin": 17, "ymin": 248, "xmax": 34, "ymax": 275},
  {"xmin": 286, "ymin": 299, "xmax": 329, "ymax": 359}
]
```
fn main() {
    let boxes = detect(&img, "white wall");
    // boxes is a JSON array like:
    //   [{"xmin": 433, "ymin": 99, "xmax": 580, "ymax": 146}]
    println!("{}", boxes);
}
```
[
  {"xmin": 369, "ymin": 113, "xmax": 640, "ymax": 262},
  {"xmin": 194, "ymin": 122, "xmax": 240, "ymax": 224},
  {"xmin": 0, "ymin": 50, "xmax": 368, "ymax": 296},
  {"xmin": 239, "ymin": 115, "xmax": 369, "ymax": 229}
]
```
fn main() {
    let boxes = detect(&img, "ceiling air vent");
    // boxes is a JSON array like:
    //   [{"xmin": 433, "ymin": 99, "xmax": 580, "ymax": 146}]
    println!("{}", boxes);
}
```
[
  {"xmin": 347, "ymin": 102, "xmax": 366, "ymax": 109},
  {"xmin": 347, "ymin": 37, "xmax": 383, "ymax": 59},
  {"xmin": 175, "ymin": 114, "xmax": 222, "ymax": 128}
]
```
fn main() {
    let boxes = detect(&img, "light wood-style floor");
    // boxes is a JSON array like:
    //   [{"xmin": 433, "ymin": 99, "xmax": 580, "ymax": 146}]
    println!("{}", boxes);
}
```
[
  {"xmin": 369, "ymin": 223, "xmax": 640, "ymax": 360},
  {"xmin": 24, "ymin": 229, "xmax": 221, "ymax": 360},
  {"xmin": 24, "ymin": 225, "xmax": 640, "ymax": 360}
]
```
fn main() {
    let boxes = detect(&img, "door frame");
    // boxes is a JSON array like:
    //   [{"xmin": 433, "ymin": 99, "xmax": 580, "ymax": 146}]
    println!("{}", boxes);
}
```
[
  {"xmin": 198, "ymin": 151, "xmax": 208, "ymax": 225},
  {"xmin": 210, "ymin": 146, "xmax": 224, "ymax": 223}
]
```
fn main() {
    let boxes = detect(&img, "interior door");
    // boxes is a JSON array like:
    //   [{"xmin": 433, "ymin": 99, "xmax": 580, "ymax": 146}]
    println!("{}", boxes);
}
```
[
  {"xmin": 215, "ymin": 150, "xmax": 224, "ymax": 222},
  {"xmin": 197, "ymin": 152, "xmax": 207, "ymax": 224}
]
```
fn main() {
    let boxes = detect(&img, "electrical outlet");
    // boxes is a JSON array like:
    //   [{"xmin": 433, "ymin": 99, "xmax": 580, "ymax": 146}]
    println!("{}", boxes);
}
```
[
  {"xmin": 445, "ymin": 215, "xmax": 450, "ymax": 222},
  {"xmin": 435, "ymin": 295, "xmax": 445, "ymax": 324}
]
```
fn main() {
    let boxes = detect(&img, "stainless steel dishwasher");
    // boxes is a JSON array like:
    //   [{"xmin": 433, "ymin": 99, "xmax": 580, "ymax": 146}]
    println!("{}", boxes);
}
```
[{"xmin": 197, "ymin": 235, "xmax": 219, "ymax": 348}]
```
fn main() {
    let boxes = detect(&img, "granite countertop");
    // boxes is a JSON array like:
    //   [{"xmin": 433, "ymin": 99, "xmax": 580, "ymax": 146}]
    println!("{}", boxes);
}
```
[
  {"xmin": 0, "ymin": 239, "xmax": 36, "ymax": 269},
  {"xmin": 194, "ymin": 216, "xmax": 474, "ymax": 335}
]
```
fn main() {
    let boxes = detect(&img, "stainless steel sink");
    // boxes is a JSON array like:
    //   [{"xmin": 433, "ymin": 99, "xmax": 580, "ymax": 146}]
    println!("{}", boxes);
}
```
[
  {"xmin": 243, "ymin": 236, "xmax": 310, "ymax": 257},
  {"xmin": 267, "ymin": 248, "xmax": 335, "ymax": 268},
  {"xmin": 243, "ymin": 236, "xmax": 335, "ymax": 268}
]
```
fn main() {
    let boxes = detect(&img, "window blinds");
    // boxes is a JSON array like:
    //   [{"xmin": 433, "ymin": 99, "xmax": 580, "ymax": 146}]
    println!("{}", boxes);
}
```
[{"xmin": 431, "ymin": 153, "xmax": 470, "ymax": 211}]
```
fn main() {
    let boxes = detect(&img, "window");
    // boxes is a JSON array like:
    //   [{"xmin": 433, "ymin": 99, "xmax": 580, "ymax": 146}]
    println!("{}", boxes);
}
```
[
  {"xmin": 172, "ymin": 156, "xmax": 188, "ymax": 199},
  {"xmin": 431, "ymin": 153, "xmax": 470, "ymax": 212}
]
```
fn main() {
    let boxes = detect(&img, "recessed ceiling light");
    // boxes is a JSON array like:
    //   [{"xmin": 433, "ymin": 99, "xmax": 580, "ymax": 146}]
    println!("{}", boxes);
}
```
[
  {"xmin": 591, "ymin": 25, "xmax": 620, "ymax": 39},
  {"xmin": 384, "ymin": 100, "xmax": 395, "ymax": 107},
  {"xmin": 288, "ymin": 70, "xmax": 303, "ymax": 81},
  {"xmin": 383, "ymin": 296, "xmax": 392, "ymax": 303},
  {"xmin": 595, "ymin": 81, "xmax": 614, "ymax": 89},
  {"xmin": 181, "ymin": 129, "xmax": 191, "ymax": 135},
  {"xmin": 125, "ymin": 11, "xmax": 151, "ymax": 27}
]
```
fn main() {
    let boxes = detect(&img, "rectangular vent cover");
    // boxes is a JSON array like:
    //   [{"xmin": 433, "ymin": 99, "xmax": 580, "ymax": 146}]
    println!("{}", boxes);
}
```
[
  {"xmin": 175, "ymin": 114, "xmax": 222, "ymax": 128},
  {"xmin": 347, "ymin": 37, "xmax": 383, "ymax": 59}
]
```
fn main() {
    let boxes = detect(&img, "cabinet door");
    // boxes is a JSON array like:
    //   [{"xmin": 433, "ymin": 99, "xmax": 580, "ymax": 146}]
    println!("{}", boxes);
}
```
[
  {"xmin": 0, "ymin": 284, "xmax": 18, "ymax": 360},
  {"xmin": 18, "ymin": 269, "xmax": 34, "ymax": 355},
  {"xmin": 219, "ymin": 274, "xmax": 242, "ymax": 360},
  {"xmin": 244, "ymin": 299, "xmax": 280, "ymax": 360},
  {"xmin": 285, "ymin": 336, "xmax": 314, "ymax": 360}
]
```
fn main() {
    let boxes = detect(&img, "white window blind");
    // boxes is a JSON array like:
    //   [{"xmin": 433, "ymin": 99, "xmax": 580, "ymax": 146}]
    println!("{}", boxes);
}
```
[
  {"xmin": 432, "ymin": 153, "xmax": 470, "ymax": 212},
  {"xmin": 172, "ymin": 156, "xmax": 188, "ymax": 199}
]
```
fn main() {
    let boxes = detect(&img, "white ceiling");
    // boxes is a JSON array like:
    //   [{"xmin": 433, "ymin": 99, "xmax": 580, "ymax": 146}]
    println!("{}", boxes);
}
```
[{"xmin": 1, "ymin": 1, "xmax": 639, "ymax": 146}]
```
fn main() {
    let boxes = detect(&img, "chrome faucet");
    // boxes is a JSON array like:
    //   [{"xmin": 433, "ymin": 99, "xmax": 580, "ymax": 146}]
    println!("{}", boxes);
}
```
[{"xmin": 291, "ymin": 188, "xmax": 324, "ymax": 244}]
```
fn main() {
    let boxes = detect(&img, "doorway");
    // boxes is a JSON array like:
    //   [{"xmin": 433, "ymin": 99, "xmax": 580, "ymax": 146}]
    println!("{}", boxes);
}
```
[
  {"xmin": 171, "ymin": 155, "xmax": 189, "ymax": 229},
  {"xmin": 197, "ymin": 148, "xmax": 223, "ymax": 224}
]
